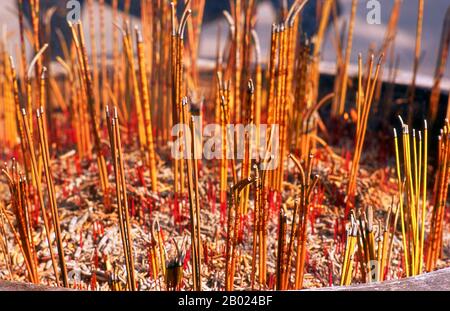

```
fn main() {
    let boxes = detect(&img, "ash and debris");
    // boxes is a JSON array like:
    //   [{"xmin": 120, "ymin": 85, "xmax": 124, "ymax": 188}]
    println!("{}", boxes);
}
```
[{"xmin": 0, "ymin": 143, "xmax": 448, "ymax": 290}]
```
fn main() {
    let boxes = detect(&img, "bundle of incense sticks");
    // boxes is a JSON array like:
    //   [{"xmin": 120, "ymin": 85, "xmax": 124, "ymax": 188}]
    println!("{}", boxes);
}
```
[
  {"xmin": 226, "ymin": 176, "xmax": 256, "ymax": 290},
  {"xmin": 135, "ymin": 28, "xmax": 158, "ymax": 193},
  {"xmin": 69, "ymin": 21, "xmax": 109, "ymax": 201},
  {"xmin": 250, "ymin": 161, "xmax": 272, "ymax": 289},
  {"xmin": 332, "ymin": 0, "xmax": 357, "ymax": 117},
  {"xmin": 37, "ymin": 105, "xmax": 69, "ymax": 287},
  {"xmin": 119, "ymin": 22, "xmax": 147, "ymax": 153},
  {"xmin": 292, "ymin": 38, "xmax": 312, "ymax": 156},
  {"xmin": 295, "ymin": 85, "xmax": 335, "ymax": 163},
  {"xmin": 233, "ymin": 0, "xmax": 258, "ymax": 125},
  {"xmin": 429, "ymin": 7, "xmax": 450, "ymax": 123},
  {"xmin": 339, "ymin": 200, "xmax": 404, "ymax": 285},
  {"xmin": 346, "ymin": 54, "xmax": 383, "ymax": 215},
  {"xmin": 283, "ymin": 154, "xmax": 319, "ymax": 289},
  {"xmin": 292, "ymin": 8, "xmax": 335, "ymax": 161},
  {"xmin": 393, "ymin": 118, "xmax": 428, "ymax": 277},
  {"xmin": 1, "ymin": 160, "xmax": 38, "ymax": 284},
  {"xmin": 111, "ymin": 21, "xmax": 159, "ymax": 193},
  {"xmin": 106, "ymin": 106, "xmax": 136, "ymax": 291},
  {"xmin": 20, "ymin": 106, "xmax": 64, "ymax": 286},
  {"xmin": 340, "ymin": 213, "xmax": 358, "ymax": 286},
  {"xmin": 9, "ymin": 57, "xmax": 31, "ymax": 196},
  {"xmin": 239, "ymin": 80, "xmax": 255, "ymax": 215},
  {"xmin": 426, "ymin": 119, "xmax": 449, "ymax": 271},
  {"xmin": 168, "ymin": 2, "xmax": 203, "ymax": 291},
  {"xmin": 7, "ymin": 45, "xmax": 71, "ymax": 286},
  {"xmin": 181, "ymin": 98, "xmax": 202, "ymax": 291},
  {"xmin": 171, "ymin": 3, "xmax": 191, "ymax": 196},
  {"xmin": 157, "ymin": 0, "xmax": 174, "ymax": 143},
  {"xmin": 355, "ymin": 206, "xmax": 394, "ymax": 283},
  {"xmin": 265, "ymin": 0, "xmax": 307, "ymax": 193},
  {"xmin": 0, "ymin": 42, "xmax": 18, "ymax": 149}
]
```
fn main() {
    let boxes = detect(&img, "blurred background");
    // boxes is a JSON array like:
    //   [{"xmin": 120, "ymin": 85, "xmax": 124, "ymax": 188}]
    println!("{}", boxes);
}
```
[{"xmin": 0, "ymin": 0, "xmax": 448, "ymax": 89}]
